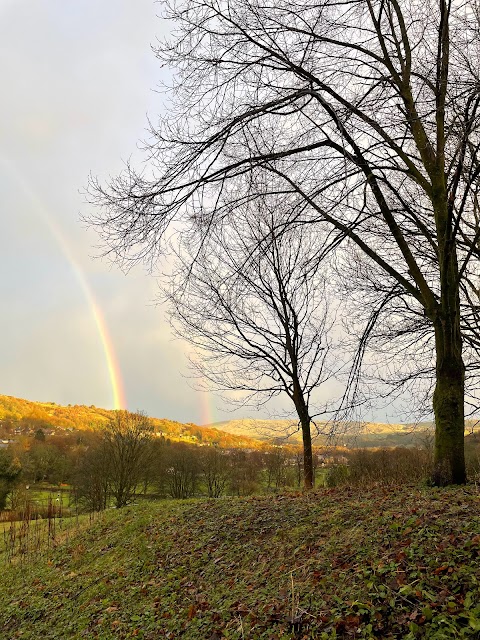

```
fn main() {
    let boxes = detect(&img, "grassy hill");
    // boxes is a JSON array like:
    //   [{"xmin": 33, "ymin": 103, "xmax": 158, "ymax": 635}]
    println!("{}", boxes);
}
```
[
  {"xmin": 2, "ymin": 485, "xmax": 480, "ymax": 638},
  {"xmin": 0, "ymin": 394, "xmax": 260, "ymax": 449}
]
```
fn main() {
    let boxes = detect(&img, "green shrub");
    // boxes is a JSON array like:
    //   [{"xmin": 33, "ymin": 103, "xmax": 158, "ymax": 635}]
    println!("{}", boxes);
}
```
[{"xmin": 325, "ymin": 464, "xmax": 350, "ymax": 487}]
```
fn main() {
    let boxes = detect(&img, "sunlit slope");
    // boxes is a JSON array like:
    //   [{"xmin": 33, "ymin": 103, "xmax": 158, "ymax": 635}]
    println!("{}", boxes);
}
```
[
  {"xmin": 1, "ymin": 393, "xmax": 478, "ymax": 449},
  {"xmin": 0, "ymin": 394, "xmax": 260, "ymax": 448}
]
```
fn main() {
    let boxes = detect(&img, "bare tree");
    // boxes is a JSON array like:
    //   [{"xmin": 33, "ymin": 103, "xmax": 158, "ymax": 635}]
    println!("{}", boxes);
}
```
[
  {"xmin": 228, "ymin": 449, "xmax": 263, "ymax": 496},
  {"xmin": 74, "ymin": 437, "xmax": 110, "ymax": 512},
  {"xmin": 199, "ymin": 447, "xmax": 230, "ymax": 497},
  {"xmin": 88, "ymin": 0, "xmax": 480, "ymax": 484},
  {"xmin": 166, "ymin": 209, "xmax": 338, "ymax": 489},
  {"xmin": 103, "ymin": 410, "xmax": 153, "ymax": 508},
  {"xmin": 264, "ymin": 446, "xmax": 296, "ymax": 492},
  {"xmin": 165, "ymin": 443, "xmax": 199, "ymax": 499}
]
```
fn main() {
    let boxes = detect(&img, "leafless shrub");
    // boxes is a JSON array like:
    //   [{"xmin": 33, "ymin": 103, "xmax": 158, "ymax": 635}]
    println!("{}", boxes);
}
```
[{"xmin": 326, "ymin": 448, "xmax": 432, "ymax": 488}]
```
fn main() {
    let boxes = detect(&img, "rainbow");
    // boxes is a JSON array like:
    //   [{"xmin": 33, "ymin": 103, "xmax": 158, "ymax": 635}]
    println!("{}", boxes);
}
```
[
  {"xmin": 0, "ymin": 156, "xmax": 127, "ymax": 410},
  {"xmin": 200, "ymin": 391, "xmax": 215, "ymax": 425}
]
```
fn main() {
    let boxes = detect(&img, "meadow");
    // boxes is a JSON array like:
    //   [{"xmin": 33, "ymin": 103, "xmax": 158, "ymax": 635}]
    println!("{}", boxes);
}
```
[{"xmin": 2, "ymin": 484, "xmax": 480, "ymax": 639}]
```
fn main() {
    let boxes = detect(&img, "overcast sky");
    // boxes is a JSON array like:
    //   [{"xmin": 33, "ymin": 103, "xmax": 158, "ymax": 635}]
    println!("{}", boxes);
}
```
[
  {"xmin": 0, "ymin": 0, "xmax": 406, "ymax": 426},
  {"xmin": 0, "ymin": 0, "xmax": 213, "ymax": 422}
]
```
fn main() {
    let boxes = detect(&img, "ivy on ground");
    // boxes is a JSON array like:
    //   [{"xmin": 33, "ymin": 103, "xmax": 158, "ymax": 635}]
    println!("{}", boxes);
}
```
[{"xmin": 2, "ymin": 486, "xmax": 480, "ymax": 638}]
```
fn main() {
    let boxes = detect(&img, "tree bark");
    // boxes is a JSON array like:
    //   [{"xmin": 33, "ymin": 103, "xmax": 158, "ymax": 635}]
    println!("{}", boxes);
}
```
[
  {"xmin": 300, "ymin": 414, "xmax": 314, "ymax": 491},
  {"xmin": 430, "ymin": 165, "xmax": 466, "ymax": 485},
  {"xmin": 432, "ymin": 318, "xmax": 466, "ymax": 485},
  {"xmin": 431, "ymin": 210, "xmax": 466, "ymax": 485},
  {"xmin": 293, "ymin": 387, "xmax": 314, "ymax": 490}
]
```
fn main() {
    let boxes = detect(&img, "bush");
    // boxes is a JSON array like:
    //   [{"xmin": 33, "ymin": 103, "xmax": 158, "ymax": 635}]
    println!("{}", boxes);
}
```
[
  {"xmin": 324, "ymin": 464, "xmax": 350, "ymax": 487},
  {"xmin": 325, "ymin": 447, "xmax": 432, "ymax": 488},
  {"xmin": 0, "ymin": 450, "xmax": 21, "ymax": 511}
]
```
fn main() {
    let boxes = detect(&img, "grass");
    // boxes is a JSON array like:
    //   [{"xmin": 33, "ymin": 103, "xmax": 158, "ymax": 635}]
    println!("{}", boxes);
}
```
[
  {"xmin": 2, "ymin": 485, "xmax": 480, "ymax": 638},
  {"xmin": 24, "ymin": 483, "xmax": 74, "ymax": 505}
]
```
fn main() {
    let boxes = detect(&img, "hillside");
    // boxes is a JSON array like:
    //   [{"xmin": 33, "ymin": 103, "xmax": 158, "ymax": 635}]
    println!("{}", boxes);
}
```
[
  {"xmin": 2, "ymin": 486, "xmax": 480, "ymax": 638},
  {"xmin": 208, "ymin": 417, "xmax": 480, "ymax": 448},
  {"xmin": 1, "ymin": 393, "xmax": 478, "ymax": 450},
  {"xmin": 0, "ymin": 394, "xmax": 260, "ymax": 449},
  {"xmin": 207, "ymin": 417, "xmax": 420, "ymax": 446}
]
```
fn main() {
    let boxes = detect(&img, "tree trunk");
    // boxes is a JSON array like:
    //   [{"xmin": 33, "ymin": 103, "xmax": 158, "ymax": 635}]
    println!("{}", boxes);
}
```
[
  {"xmin": 433, "ymin": 200, "xmax": 466, "ymax": 486},
  {"xmin": 432, "ymin": 311, "xmax": 466, "ymax": 485},
  {"xmin": 301, "ymin": 414, "xmax": 314, "ymax": 490},
  {"xmin": 293, "ymin": 388, "xmax": 314, "ymax": 490},
  {"xmin": 430, "ymin": 168, "xmax": 466, "ymax": 485}
]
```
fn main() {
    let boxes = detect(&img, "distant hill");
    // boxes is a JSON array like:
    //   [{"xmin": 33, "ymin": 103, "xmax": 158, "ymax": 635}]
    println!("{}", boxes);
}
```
[
  {"xmin": 206, "ymin": 417, "xmax": 480, "ymax": 448},
  {"xmin": 205, "ymin": 417, "xmax": 418, "ymax": 446},
  {"xmin": 1, "ymin": 394, "xmax": 478, "ymax": 450},
  {"xmin": 0, "ymin": 395, "xmax": 260, "ymax": 449},
  {"xmin": 206, "ymin": 418, "xmax": 303, "ymax": 441}
]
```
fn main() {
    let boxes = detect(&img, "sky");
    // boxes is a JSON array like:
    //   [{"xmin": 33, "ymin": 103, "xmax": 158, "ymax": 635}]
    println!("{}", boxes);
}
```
[
  {"xmin": 0, "ymin": 0, "xmax": 219, "ymax": 423},
  {"xmin": 0, "ymin": 0, "xmax": 406, "ymax": 427}
]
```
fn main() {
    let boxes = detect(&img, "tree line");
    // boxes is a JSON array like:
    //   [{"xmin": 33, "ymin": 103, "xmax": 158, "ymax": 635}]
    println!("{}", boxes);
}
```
[
  {"xmin": 0, "ymin": 411, "xmax": 347, "ymax": 514},
  {"xmin": 72, "ymin": 410, "xmax": 349, "ymax": 509},
  {"xmin": 7, "ymin": 410, "xmax": 480, "ymax": 516}
]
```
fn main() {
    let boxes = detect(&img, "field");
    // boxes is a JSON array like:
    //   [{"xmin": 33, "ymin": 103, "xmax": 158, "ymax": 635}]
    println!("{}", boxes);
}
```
[
  {"xmin": 0, "ymin": 484, "xmax": 85, "ymax": 558},
  {"xmin": 2, "ymin": 485, "xmax": 480, "ymax": 638}
]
